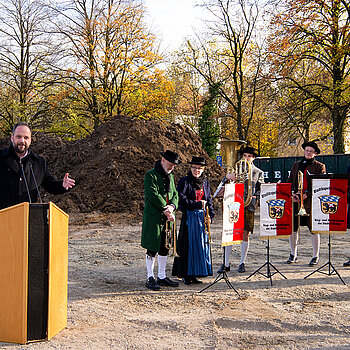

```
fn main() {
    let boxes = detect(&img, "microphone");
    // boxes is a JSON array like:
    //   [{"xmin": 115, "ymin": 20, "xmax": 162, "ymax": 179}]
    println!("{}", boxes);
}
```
[
  {"xmin": 29, "ymin": 163, "xmax": 42, "ymax": 203},
  {"xmin": 20, "ymin": 162, "xmax": 32, "ymax": 203}
]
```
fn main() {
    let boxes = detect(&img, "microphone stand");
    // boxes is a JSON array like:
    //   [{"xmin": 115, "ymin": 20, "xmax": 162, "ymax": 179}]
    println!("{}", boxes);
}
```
[
  {"xmin": 20, "ymin": 162, "xmax": 32, "ymax": 203},
  {"xmin": 30, "ymin": 163, "xmax": 42, "ymax": 203}
]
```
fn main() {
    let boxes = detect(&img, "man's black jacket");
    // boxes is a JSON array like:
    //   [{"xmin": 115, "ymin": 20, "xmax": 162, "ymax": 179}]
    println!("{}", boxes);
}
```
[{"xmin": 0, "ymin": 145, "xmax": 67, "ymax": 210}]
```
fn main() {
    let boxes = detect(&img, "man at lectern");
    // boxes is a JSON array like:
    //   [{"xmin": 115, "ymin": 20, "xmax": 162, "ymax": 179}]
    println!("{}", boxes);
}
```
[
  {"xmin": 286, "ymin": 140, "xmax": 326, "ymax": 266},
  {"xmin": 0, "ymin": 122, "xmax": 75, "ymax": 210}
]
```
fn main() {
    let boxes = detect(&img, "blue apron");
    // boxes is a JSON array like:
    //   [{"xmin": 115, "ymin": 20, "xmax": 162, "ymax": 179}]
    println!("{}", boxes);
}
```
[{"xmin": 187, "ymin": 209, "xmax": 212, "ymax": 276}]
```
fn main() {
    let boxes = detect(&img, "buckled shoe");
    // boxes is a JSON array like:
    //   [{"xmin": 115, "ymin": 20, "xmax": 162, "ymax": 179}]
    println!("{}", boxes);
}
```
[
  {"xmin": 217, "ymin": 264, "xmax": 230, "ymax": 273},
  {"xmin": 157, "ymin": 277, "xmax": 179, "ymax": 287},
  {"xmin": 238, "ymin": 263, "xmax": 246, "ymax": 273},
  {"xmin": 182, "ymin": 277, "xmax": 192, "ymax": 285},
  {"xmin": 309, "ymin": 257, "xmax": 319, "ymax": 266},
  {"xmin": 146, "ymin": 277, "xmax": 161, "ymax": 291},
  {"xmin": 344, "ymin": 259, "xmax": 350, "ymax": 267},
  {"xmin": 286, "ymin": 254, "xmax": 298, "ymax": 264},
  {"xmin": 191, "ymin": 277, "xmax": 203, "ymax": 284}
]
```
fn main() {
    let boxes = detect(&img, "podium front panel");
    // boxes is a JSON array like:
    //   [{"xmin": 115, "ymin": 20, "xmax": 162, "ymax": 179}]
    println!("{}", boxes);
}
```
[
  {"xmin": 0, "ymin": 203, "xmax": 29, "ymax": 344},
  {"xmin": 0, "ymin": 202, "xmax": 68, "ymax": 344},
  {"xmin": 47, "ymin": 202, "xmax": 68, "ymax": 339},
  {"xmin": 27, "ymin": 204, "xmax": 49, "ymax": 341}
]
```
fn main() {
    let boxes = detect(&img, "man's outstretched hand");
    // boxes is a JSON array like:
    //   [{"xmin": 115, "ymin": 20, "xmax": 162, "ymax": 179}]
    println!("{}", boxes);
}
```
[{"xmin": 62, "ymin": 173, "xmax": 75, "ymax": 190}]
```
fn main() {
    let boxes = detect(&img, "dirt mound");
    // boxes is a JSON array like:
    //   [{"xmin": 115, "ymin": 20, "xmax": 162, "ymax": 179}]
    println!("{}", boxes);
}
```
[{"xmin": 1, "ymin": 116, "xmax": 225, "ymax": 215}]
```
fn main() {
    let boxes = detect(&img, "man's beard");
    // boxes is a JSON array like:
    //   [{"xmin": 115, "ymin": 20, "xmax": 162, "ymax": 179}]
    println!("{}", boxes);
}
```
[{"xmin": 13, "ymin": 142, "xmax": 28, "ymax": 155}]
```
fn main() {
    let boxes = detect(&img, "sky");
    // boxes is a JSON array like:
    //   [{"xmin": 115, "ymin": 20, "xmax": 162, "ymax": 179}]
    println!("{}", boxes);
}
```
[{"xmin": 143, "ymin": 0, "xmax": 205, "ymax": 52}]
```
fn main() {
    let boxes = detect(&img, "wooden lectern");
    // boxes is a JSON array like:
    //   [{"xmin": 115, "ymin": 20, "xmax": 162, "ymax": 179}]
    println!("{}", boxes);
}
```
[{"xmin": 0, "ymin": 202, "xmax": 68, "ymax": 344}]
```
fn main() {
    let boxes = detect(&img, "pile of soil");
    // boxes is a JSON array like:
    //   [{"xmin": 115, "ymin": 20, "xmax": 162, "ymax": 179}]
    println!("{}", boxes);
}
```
[{"xmin": 0, "ymin": 116, "xmax": 225, "ymax": 216}]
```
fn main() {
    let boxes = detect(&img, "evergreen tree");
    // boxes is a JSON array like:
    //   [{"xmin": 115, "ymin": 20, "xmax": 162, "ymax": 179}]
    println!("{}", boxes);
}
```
[{"xmin": 198, "ymin": 84, "xmax": 220, "ymax": 158}]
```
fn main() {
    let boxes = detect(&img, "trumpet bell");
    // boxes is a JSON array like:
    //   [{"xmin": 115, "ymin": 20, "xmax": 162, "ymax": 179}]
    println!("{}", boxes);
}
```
[
  {"xmin": 297, "ymin": 207, "xmax": 309, "ymax": 216},
  {"xmin": 296, "ymin": 170, "xmax": 309, "ymax": 216}
]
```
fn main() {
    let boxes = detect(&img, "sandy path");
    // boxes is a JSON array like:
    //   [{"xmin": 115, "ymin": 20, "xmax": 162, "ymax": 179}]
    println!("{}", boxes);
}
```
[{"xmin": 1, "ymin": 214, "xmax": 350, "ymax": 349}]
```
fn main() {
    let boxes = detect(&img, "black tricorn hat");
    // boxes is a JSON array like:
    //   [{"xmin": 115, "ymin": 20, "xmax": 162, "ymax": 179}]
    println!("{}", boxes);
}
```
[
  {"xmin": 302, "ymin": 140, "xmax": 321, "ymax": 154},
  {"xmin": 160, "ymin": 150, "xmax": 181, "ymax": 164},
  {"xmin": 188, "ymin": 156, "xmax": 207, "ymax": 166},
  {"xmin": 239, "ymin": 146, "xmax": 259, "ymax": 158}
]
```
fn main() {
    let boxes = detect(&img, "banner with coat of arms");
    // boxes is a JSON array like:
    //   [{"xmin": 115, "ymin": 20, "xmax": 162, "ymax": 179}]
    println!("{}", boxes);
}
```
[
  {"xmin": 311, "ymin": 178, "xmax": 348, "ymax": 234},
  {"xmin": 260, "ymin": 183, "xmax": 293, "ymax": 239},
  {"xmin": 222, "ymin": 183, "xmax": 244, "ymax": 246}
]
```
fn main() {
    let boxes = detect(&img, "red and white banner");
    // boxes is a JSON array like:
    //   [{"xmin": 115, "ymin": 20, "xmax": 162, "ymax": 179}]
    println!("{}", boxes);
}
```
[
  {"xmin": 222, "ymin": 183, "xmax": 244, "ymax": 246},
  {"xmin": 311, "ymin": 178, "xmax": 348, "ymax": 234},
  {"xmin": 260, "ymin": 183, "xmax": 293, "ymax": 239}
]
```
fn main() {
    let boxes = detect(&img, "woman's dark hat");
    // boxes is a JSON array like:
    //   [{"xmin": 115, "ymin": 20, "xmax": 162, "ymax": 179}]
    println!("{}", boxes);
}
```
[
  {"xmin": 239, "ymin": 146, "xmax": 259, "ymax": 158},
  {"xmin": 160, "ymin": 150, "xmax": 181, "ymax": 164},
  {"xmin": 188, "ymin": 156, "xmax": 207, "ymax": 166},
  {"xmin": 302, "ymin": 141, "xmax": 320, "ymax": 154}
]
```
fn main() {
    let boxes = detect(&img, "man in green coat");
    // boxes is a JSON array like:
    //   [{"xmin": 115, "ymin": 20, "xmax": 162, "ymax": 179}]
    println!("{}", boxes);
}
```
[{"xmin": 141, "ymin": 150, "xmax": 180, "ymax": 290}]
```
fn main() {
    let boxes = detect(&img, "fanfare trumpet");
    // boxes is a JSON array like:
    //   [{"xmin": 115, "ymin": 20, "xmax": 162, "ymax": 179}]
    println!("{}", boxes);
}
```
[
  {"xmin": 235, "ymin": 158, "xmax": 253, "ymax": 207},
  {"xmin": 165, "ymin": 219, "xmax": 179, "ymax": 257},
  {"xmin": 205, "ymin": 206, "xmax": 213, "ymax": 244},
  {"xmin": 297, "ymin": 170, "xmax": 309, "ymax": 216}
]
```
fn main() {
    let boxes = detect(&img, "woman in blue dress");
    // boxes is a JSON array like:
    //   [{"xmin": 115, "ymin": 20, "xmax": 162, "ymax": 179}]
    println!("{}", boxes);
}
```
[{"xmin": 172, "ymin": 156, "xmax": 214, "ymax": 284}]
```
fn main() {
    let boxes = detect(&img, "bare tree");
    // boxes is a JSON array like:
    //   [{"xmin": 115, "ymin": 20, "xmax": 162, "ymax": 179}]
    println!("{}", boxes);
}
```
[
  {"xmin": 268, "ymin": 0, "xmax": 350, "ymax": 153},
  {"xmin": 167, "ymin": 53, "xmax": 205, "ymax": 130},
  {"xmin": 51, "ymin": 0, "xmax": 163, "ymax": 130},
  {"xmin": 183, "ymin": 0, "xmax": 264, "ymax": 141},
  {"xmin": 0, "ymin": 0, "xmax": 60, "ymax": 132}
]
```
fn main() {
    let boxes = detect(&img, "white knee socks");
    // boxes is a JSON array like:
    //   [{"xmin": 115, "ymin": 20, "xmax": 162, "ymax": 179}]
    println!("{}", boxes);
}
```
[
  {"xmin": 146, "ymin": 254, "xmax": 155, "ymax": 279},
  {"xmin": 240, "ymin": 241, "xmax": 249, "ymax": 264},
  {"xmin": 158, "ymin": 255, "xmax": 168, "ymax": 279},
  {"xmin": 289, "ymin": 231, "xmax": 298, "ymax": 257},
  {"xmin": 224, "ymin": 245, "xmax": 232, "ymax": 267},
  {"xmin": 310, "ymin": 234, "xmax": 320, "ymax": 258}
]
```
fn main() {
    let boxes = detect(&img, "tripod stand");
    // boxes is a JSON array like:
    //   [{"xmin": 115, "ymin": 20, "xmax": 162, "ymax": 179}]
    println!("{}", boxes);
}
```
[
  {"xmin": 246, "ymin": 238, "xmax": 287, "ymax": 286},
  {"xmin": 304, "ymin": 234, "xmax": 346, "ymax": 285},
  {"xmin": 199, "ymin": 246, "xmax": 240, "ymax": 296}
]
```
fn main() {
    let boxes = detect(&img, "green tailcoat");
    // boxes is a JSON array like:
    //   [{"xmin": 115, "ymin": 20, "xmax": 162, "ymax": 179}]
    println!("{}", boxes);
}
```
[{"xmin": 141, "ymin": 167, "xmax": 178, "ymax": 252}]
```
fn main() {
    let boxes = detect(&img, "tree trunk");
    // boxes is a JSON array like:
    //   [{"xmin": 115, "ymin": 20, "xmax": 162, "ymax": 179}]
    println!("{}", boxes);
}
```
[{"xmin": 332, "ymin": 107, "xmax": 346, "ymax": 153}]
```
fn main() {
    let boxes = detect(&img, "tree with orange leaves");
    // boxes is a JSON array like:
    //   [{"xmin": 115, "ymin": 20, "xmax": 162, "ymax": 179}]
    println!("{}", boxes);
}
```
[
  {"xmin": 52, "ymin": 0, "xmax": 169, "ymax": 131},
  {"xmin": 268, "ymin": 0, "xmax": 350, "ymax": 153}
]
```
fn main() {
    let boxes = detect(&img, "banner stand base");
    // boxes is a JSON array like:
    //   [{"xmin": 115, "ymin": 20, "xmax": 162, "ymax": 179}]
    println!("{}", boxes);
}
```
[
  {"xmin": 304, "ymin": 235, "xmax": 346, "ymax": 285},
  {"xmin": 199, "ymin": 247, "xmax": 240, "ymax": 296},
  {"xmin": 246, "ymin": 239, "xmax": 287, "ymax": 286}
]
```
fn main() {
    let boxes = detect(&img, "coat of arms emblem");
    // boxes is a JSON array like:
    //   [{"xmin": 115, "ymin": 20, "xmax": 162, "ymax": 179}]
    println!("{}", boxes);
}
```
[
  {"xmin": 318, "ymin": 195, "xmax": 340, "ymax": 214},
  {"xmin": 266, "ymin": 199, "xmax": 286, "ymax": 219},
  {"xmin": 228, "ymin": 202, "xmax": 241, "ymax": 223}
]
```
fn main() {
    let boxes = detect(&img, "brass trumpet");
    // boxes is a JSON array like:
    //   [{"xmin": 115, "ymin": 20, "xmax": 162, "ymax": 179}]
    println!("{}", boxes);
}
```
[
  {"xmin": 205, "ymin": 206, "xmax": 213, "ymax": 244},
  {"xmin": 165, "ymin": 219, "xmax": 179, "ymax": 257},
  {"xmin": 297, "ymin": 170, "xmax": 309, "ymax": 216},
  {"xmin": 235, "ymin": 158, "xmax": 253, "ymax": 207}
]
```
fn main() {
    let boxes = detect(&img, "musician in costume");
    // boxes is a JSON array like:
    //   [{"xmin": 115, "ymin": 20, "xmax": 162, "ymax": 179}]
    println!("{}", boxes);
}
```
[
  {"xmin": 172, "ymin": 156, "xmax": 214, "ymax": 285},
  {"xmin": 218, "ymin": 146, "xmax": 264, "ymax": 273},
  {"xmin": 286, "ymin": 141, "xmax": 326, "ymax": 266},
  {"xmin": 141, "ymin": 150, "xmax": 180, "ymax": 291},
  {"xmin": 343, "ymin": 164, "xmax": 350, "ymax": 267}
]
